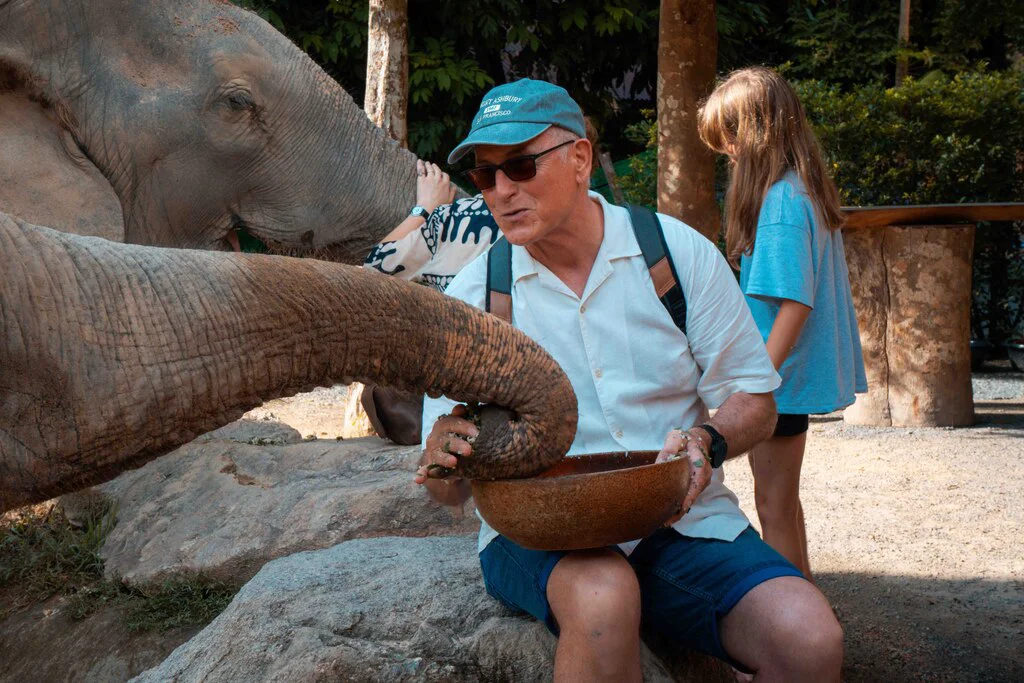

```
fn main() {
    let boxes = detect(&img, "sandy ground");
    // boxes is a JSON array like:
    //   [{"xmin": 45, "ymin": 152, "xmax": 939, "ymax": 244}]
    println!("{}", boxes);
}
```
[
  {"xmin": 726, "ymin": 400, "xmax": 1024, "ymax": 681},
  {"xmin": 244, "ymin": 384, "xmax": 351, "ymax": 439},
  {"xmin": 248, "ymin": 368, "xmax": 1024, "ymax": 682}
]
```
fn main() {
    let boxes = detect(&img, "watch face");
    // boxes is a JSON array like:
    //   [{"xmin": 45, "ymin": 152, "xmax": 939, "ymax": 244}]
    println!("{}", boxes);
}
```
[{"xmin": 410, "ymin": 206, "xmax": 429, "ymax": 219}]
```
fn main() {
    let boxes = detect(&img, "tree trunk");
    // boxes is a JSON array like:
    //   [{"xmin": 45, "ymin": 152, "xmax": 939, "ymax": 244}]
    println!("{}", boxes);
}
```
[
  {"xmin": 843, "ymin": 224, "xmax": 975, "ymax": 427},
  {"xmin": 364, "ymin": 0, "xmax": 409, "ymax": 148},
  {"xmin": 657, "ymin": 0, "xmax": 720, "ymax": 241},
  {"xmin": 895, "ymin": 0, "xmax": 911, "ymax": 86}
]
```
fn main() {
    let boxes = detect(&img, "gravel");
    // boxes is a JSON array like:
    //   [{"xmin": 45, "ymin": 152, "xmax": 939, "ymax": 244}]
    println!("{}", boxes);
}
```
[{"xmin": 972, "ymin": 361, "xmax": 1024, "ymax": 400}]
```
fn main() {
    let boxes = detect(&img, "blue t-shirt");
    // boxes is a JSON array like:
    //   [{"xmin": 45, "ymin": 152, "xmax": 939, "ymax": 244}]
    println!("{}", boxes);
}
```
[{"xmin": 739, "ymin": 172, "xmax": 867, "ymax": 414}]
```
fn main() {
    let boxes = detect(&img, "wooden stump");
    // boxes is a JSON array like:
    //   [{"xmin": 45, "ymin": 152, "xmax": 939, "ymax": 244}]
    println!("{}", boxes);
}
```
[
  {"xmin": 843, "ymin": 224, "xmax": 975, "ymax": 427},
  {"xmin": 342, "ymin": 382, "xmax": 376, "ymax": 438}
]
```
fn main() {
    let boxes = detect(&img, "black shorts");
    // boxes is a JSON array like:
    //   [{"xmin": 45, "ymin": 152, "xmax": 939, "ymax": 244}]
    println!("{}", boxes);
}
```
[{"xmin": 773, "ymin": 413, "xmax": 809, "ymax": 437}]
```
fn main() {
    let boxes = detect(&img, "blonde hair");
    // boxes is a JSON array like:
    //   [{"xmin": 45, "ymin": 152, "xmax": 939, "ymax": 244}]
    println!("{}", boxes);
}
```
[{"xmin": 698, "ymin": 67, "xmax": 844, "ymax": 268}]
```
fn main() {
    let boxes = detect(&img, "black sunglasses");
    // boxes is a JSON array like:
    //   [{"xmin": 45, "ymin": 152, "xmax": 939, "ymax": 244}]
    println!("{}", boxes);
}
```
[{"xmin": 463, "ymin": 139, "xmax": 576, "ymax": 191}]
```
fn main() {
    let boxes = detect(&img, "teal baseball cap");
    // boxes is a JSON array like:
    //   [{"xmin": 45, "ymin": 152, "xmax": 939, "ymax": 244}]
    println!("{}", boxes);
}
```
[{"xmin": 447, "ymin": 79, "xmax": 586, "ymax": 165}]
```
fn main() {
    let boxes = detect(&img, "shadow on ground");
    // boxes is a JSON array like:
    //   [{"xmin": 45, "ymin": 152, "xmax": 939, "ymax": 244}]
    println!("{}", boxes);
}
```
[{"xmin": 820, "ymin": 572, "xmax": 1024, "ymax": 682}]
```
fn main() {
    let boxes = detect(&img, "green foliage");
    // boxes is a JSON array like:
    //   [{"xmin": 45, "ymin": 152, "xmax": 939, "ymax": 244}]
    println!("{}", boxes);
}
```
[
  {"xmin": 780, "ymin": 1, "xmax": 902, "ymax": 85},
  {"xmin": 617, "ymin": 111, "xmax": 657, "ymax": 208},
  {"xmin": 798, "ymin": 70, "xmax": 1024, "ymax": 341},
  {"xmin": 926, "ymin": 0, "xmax": 1024, "ymax": 72},
  {"xmin": 241, "ymin": 0, "xmax": 368, "ymax": 69},
  {"xmin": 795, "ymin": 71, "xmax": 1024, "ymax": 206}
]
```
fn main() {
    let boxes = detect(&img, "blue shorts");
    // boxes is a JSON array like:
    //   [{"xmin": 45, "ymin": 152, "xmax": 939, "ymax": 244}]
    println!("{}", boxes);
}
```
[{"xmin": 479, "ymin": 526, "xmax": 803, "ymax": 667}]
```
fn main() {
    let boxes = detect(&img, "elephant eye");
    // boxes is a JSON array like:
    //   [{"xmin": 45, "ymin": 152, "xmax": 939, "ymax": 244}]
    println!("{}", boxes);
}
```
[{"xmin": 225, "ymin": 90, "xmax": 255, "ymax": 111}]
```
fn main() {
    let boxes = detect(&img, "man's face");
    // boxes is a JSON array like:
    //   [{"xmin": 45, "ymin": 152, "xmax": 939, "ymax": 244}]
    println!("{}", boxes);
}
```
[{"xmin": 473, "ymin": 129, "xmax": 586, "ymax": 247}]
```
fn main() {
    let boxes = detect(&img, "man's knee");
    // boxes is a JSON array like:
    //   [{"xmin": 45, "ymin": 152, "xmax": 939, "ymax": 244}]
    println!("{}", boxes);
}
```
[
  {"xmin": 763, "ymin": 586, "xmax": 843, "ymax": 677},
  {"xmin": 723, "ymin": 577, "xmax": 843, "ymax": 679},
  {"xmin": 776, "ymin": 601, "xmax": 844, "ymax": 671},
  {"xmin": 548, "ymin": 551, "xmax": 641, "ymax": 635}
]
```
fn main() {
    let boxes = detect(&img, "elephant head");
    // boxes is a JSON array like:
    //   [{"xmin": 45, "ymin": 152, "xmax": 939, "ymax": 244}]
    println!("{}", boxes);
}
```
[
  {"xmin": 0, "ymin": 211, "xmax": 578, "ymax": 513},
  {"xmin": 0, "ymin": 0, "xmax": 418, "ymax": 260}
]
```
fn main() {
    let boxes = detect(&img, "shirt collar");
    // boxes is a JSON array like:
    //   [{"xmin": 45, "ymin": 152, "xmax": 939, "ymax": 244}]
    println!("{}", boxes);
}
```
[{"xmin": 510, "ymin": 191, "xmax": 643, "ymax": 285}]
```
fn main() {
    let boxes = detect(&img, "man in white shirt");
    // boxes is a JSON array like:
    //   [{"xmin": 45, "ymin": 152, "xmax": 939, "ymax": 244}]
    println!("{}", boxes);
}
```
[{"xmin": 415, "ymin": 79, "xmax": 843, "ymax": 682}]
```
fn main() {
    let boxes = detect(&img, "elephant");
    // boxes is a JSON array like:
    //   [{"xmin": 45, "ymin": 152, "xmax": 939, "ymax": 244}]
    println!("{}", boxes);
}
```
[
  {"xmin": 0, "ymin": 0, "xmax": 423, "ymax": 260},
  {"xmin": 0, "ymin": 210, "xmax": 578, "ymax": 513}
]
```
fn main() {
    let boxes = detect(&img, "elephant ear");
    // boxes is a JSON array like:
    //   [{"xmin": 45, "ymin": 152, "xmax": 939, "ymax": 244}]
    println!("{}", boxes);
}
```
[{"xmin": 0, "ymin": 71, "xmax": 124, "ymax": 242}]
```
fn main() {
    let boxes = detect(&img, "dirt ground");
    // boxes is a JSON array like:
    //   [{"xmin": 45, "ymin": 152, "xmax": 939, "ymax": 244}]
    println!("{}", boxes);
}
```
[
  {"xmin": 248, "ymin": 373, "xmax": 1024, "ymax": 682},
  {"xmin": 725, "ymin": 398, "xmax": 1024, "ymax": 682}
]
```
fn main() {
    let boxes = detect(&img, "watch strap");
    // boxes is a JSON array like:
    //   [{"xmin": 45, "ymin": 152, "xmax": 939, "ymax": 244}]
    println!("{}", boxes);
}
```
[{"xmin": 698, "ymin": 423, "xmax": 728, "ymax": 468}]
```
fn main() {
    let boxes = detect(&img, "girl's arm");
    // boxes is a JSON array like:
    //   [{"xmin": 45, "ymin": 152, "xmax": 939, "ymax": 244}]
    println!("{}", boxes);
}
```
[{"xmin": 765, "ymin": 299, "xmax": 812, "ymax": 370}]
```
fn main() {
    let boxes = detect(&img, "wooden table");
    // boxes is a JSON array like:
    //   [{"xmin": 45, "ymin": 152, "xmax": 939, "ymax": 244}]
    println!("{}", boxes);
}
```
[{"xmin": 838, "ymin": 203, "xmax": 1024, "ymax": 427}]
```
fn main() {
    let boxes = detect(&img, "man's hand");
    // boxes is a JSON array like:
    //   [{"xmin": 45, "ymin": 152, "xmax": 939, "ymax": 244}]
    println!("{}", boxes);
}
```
[
  {"xmin": 415, "ymin": 404, "xmax": 479, "ymax": 485},
  {"xmin": 656, "ymin": 428, "xmax": 713, "ymax": 526}
]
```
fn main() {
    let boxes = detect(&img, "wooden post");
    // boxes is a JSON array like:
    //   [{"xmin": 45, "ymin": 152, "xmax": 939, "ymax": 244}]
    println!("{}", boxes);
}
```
[
  {"xmin": 598, "ymin": 151, "xmax": 625, "ymax": 204},
  {"xmin": 657, "ymin": 0, "xmax": 720, "ymax": 240},
  {"xmin": 342, "ymin": 383, "xmax": 377, "ymax": 439},
  {"xmin": 843, "ymin": 224, "xmax": 975, "ymax": 427},
  {"xmin": 364, "ymin": 0, "xmax": 409, "ymax": 147}
]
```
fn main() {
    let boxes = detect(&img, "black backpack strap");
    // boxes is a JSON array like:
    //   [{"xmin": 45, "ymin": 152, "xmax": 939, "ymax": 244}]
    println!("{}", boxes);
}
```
[
  {"xmin": 627, "ymin": 204, "xmax": 687, "ymax": 335},
  {"xmin": 485, "ymin": 237, "xmax": 513, "ymax": 324}
]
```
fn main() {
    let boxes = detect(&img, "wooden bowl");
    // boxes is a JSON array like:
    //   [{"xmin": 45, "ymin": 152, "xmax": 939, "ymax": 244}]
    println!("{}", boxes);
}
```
[{"xmin": 470, "ymin": 451, "xmax": 690, "ymax": 551}]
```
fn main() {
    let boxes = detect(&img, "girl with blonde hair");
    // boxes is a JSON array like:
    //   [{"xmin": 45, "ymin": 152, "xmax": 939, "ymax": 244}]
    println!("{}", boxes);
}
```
[{"xmin": 698, "ymin": 66, "xmax": 867, "ymax": 579}]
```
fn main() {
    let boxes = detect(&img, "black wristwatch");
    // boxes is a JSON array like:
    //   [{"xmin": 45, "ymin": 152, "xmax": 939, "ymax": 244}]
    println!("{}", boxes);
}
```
[
  {"xmin": 697, "ymin": 424, "xmax": 728, "ymax": 469},
  {"xmin": 409, "ymin": 205, "xmax": 430, "ymax": 220}
]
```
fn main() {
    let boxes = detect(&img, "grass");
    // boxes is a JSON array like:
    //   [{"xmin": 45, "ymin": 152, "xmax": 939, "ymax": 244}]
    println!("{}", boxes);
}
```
[
  {"xmin": 68, "ymin": 575, "xmax": 237, "ymax": 632},
  {"xmin": 0, "ymin": 499, "xmax": 237, "ymax": 631}
]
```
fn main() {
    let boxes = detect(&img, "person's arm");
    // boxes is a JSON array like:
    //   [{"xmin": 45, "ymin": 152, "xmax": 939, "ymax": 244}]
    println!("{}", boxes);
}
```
[
  {"xmin": 658, "ymin": 391, "xmax": 777, "ymax": 522},
  {"xmin": 690, "ymin": 390, "xmax": 777, "ymax": 459},
  {"xmin": 379, "ymin": 160, "xmax": 456, "ymax": 243},
  {"xmin": 765, "ymin": 300, "xmax": 812, "ymax": 370}
]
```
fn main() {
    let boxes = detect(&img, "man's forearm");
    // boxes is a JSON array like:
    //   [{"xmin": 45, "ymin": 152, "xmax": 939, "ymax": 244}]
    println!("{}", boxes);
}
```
[{"xmin": 701, "ymin": 391, "xmax": 777, "ymax": 459}]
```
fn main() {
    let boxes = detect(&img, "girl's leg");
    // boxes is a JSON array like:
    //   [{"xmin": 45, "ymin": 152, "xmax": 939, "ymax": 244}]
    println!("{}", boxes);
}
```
[{"xmin": 748, "ymin": 431, "xmax": 812, "ymax": 579}]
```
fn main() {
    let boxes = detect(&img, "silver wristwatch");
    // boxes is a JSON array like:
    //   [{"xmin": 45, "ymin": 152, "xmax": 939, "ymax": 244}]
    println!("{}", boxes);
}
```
[{"xmin": 409, "ymin": 206, "xmax": 430, "ymax": 220}]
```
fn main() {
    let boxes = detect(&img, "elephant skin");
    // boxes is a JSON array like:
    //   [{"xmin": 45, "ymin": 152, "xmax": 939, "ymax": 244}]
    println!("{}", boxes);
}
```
[
  {"xmin": 132, "ymin": 536, "xmax": 732, "ymax": 683},
  {"xmin": 0, "ymin": 212, "xmax": 577, "ymax": 512},
  {"xmin": 0, "ymin": 0, "xmax": 423, "ymax": 260}
]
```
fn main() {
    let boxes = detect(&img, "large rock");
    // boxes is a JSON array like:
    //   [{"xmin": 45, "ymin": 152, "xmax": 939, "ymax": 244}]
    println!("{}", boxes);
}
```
[
  {"xmin": 134, "ymin": 536, "xmax": 730, "ymax": 682},
  {"xmin": 100, "ymin": 420, "xmax": 478, "ymax": 584}
]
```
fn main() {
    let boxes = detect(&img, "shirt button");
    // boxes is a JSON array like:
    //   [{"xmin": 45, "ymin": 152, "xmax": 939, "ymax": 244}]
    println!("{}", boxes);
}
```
[
  {"xmin": 615, "ymin": 430, "xmax": 624, "ymax": 439},
  {"xmin": 594, "ymin": 368, "xmax": 603, "ymax": 378},
  {"xmin": 580, "ymin": 304, "xmax": 587, "ymax": 314}
]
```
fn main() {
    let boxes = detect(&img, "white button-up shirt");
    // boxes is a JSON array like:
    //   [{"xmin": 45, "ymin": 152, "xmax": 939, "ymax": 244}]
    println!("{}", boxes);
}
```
[{"xmin": 423, "ymin": 192, "xmax": 781, "ymax": 553}]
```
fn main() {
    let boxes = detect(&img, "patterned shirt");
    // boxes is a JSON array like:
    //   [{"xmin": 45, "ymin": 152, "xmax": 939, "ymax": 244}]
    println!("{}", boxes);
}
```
[{"xmin": 363, "ymin": 195, "xmax": 501, "ymax": 293}]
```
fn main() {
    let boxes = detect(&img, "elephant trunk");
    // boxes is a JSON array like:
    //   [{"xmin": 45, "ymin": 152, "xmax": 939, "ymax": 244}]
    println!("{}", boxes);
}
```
[{"xmin": 0, "ymin": 215, "xmax": 576, "ymax": 512}]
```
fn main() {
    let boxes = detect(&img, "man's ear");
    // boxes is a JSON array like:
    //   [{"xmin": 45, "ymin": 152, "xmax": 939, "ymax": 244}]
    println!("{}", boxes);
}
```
[{"xmin": 574, "ymin": 138, "xmax": 593, "ymax": 185}]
